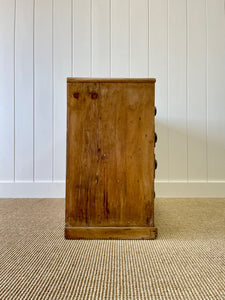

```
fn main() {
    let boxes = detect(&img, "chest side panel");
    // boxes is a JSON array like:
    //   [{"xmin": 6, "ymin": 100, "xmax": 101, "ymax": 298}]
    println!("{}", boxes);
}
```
[{"xmin": 66, "ymin": 82, "xmax": 155, "ymax": 227}]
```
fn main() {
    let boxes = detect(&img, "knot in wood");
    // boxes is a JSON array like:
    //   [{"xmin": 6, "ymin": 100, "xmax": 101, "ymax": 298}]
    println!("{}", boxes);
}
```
[
  {"xmin": 73, "ymin": 92, "xmax": 79, "ymax": 99},
  {"xmin": 90, "ymin": 92, "xmax": 98, "ymax": 99}
]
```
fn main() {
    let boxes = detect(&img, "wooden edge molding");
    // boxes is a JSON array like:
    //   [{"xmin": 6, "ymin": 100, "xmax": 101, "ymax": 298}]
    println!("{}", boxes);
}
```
[
  {"xmin": 65, "ymin": 226, "xmax": 158, "ymax": 240},
  {"xmin": 67, "ymin": 77, "xmax": 156, "ymax": 84}
]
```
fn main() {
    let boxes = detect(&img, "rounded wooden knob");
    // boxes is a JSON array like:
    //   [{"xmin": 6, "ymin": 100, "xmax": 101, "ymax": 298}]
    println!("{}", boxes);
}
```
[
  {"xmin": 155, "ymin": 159, "xmax": 157, "ymax": 170},
  {"xmin": 155, "ymin": 133, "xmax": 157, "ymax": 144}
]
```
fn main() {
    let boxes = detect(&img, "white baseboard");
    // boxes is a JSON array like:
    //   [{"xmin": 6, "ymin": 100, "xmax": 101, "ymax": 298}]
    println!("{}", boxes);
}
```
[
  {"xmin": 0, "ymin": 182, "xmax": 65, "ymax": 198},
  {"xmin": 0, "ymin": 181, "xmax": 225, "ymax": 198},
  {"xmin": 155, "ymin": 181, "xmax": 225, "ymax": 198}
]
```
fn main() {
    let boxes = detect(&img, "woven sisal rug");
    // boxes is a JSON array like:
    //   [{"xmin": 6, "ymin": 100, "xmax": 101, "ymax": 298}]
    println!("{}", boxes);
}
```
[{"xmin": 0, "ymin": 198, "xmax": 224, "ymax": 300}]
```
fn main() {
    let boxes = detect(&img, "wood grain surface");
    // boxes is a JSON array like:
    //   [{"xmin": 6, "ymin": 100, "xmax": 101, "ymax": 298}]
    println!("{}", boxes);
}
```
[
  {"xmin": 65, "ymin": 79, "xmax": 156, "ymax": 239},
  {"xmin": 65, "ymin": 226, "xmax": 157, "ymax": 240}
]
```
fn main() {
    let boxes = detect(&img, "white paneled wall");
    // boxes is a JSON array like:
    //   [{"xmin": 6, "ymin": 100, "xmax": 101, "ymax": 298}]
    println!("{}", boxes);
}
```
[
  {"xmin": 0, "ymin": 0, "xmax": 225, "ymax": 198},
  {"xmin": 0, "ymin": 0, "xmax": 15, "ymax": 182}
]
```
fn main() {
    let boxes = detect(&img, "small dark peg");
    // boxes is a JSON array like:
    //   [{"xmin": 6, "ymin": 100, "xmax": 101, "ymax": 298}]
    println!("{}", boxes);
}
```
[
  {"xmin": 91, "ymin": 92, "xmax": 98, "ymax": 99},
  {"xmin": 155, "ymin": 106, "xmax": 157, "ymax": 116},
  {"xmin": 155, "ymin": 133, "xmax": 157, "ymax": 144},
  {"xmin": 73, "ymin": 92, "xmax": 79, "ymax": 99},
  {"xmin": 155, "ymin": 159, "xmax": 158, "ymax": 170}
]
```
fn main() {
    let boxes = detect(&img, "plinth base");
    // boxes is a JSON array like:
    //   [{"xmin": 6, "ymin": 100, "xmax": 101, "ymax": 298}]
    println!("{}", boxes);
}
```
[{"xmin": 65, "ymin": 226, "xmax": 157, "ymax": 240}]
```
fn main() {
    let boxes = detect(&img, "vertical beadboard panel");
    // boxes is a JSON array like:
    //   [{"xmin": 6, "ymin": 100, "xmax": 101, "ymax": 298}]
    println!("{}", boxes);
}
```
[
  {"xmin": 73, "ymin": 0, "xmax": 91, "ymax": 76},
  {"xmin": 130, "ymin": 0, "xmax": 148, "ymax": 77},
  {"xmin": 168, "ymin": 0, "xmax": 187, "ymax": 181},
  {"xmin": 149, "ymin": 0, "xmax": 168, "ymax": 181},
  {"xmin": 111, "ymin": 0, "xmax": 129, "ymax": 77},
  {"xmin": 15, "ymin": 0, "xmax": 33, "ymax": 181},
  {"xmin": 1, "ymin": 0, "xmax": 225, "ymax": 197},
  {"xmin": 34, "ymin": 0, "xmax": 53, "ymax": 181},
  {"xmin": 53, "ymin": 0, "xmax": 71, "ymax": 181},
  {"xmin": 0, "ymin": 0, "xmax": 15, "ymax": 181},
  {"xmin": 92, "ymin": 0, "xmax": 110, "ymax": 77},
  {"xmin": 187, "ymin": 0, "xmax": 207, "ymax": 181},
  {"xmin": 207, "ymin": 0, "xmax": 225, "ymax": 180}
]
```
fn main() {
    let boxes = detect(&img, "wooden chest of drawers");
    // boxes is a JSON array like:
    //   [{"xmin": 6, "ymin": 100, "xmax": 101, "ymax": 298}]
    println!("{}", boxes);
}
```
[{"xmin": 65, "ymin": 78, "xmax": 157, "ymax": 239}]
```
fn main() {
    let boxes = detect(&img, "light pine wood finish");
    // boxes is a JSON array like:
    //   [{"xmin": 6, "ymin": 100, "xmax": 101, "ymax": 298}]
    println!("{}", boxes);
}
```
[
  {"xmin": 65, "ymin": 227, "xmax": 157, "ymax": 240},
  {"xmin": 65, "ymin": 78, "xmax": 157, "ymax": 239}
]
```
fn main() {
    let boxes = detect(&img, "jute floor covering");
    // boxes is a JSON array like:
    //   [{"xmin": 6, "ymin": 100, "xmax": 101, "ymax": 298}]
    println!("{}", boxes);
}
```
[{"xmin": 0, "ymin": 198, "xmax": 224, "ymax": 300}]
